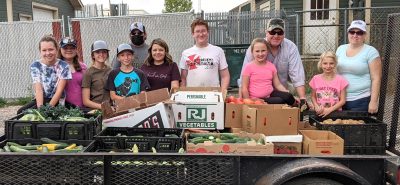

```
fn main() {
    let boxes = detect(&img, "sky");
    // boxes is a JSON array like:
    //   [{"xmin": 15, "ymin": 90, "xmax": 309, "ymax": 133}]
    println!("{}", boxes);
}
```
[{"xmin": 80, "ymin": 0, "xmax": 248, "ymax": 14}]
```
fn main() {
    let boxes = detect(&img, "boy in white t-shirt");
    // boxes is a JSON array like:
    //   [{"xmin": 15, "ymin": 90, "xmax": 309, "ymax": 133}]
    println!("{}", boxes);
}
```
[{"xmin": 179, "ymin": 18, "xmax": 230, "ymax": 90}]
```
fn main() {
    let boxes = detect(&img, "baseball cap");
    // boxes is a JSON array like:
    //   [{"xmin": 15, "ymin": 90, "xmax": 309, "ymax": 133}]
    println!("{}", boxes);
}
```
[
  {"xmin": 116, "ymin": 43, "xmax": 134, "ymax": 55},
  {"xmin": 267, "ymin": 18, "xmax": 285, "ymax": 31},
  {"xmin": 91, "ymin": 40, "xmax": 109, "ymax": 52},
  {"xmin": 347, "ymin": 20, "xmax": 367, "ymax": 32},
  {"xmin": 130, "ymin": 22, "xmax": 145, "ymax": 33},
  {"xmin": 60, "ymin": 37, "xmax": 77, "ymax": 48}
]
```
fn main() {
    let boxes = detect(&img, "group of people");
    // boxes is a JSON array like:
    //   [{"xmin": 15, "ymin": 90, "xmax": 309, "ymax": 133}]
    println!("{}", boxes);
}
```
[
  {"xmin": 19, "ymin": 17, "xmax": 382, "ymax": 118},
  {"xmin": 239, "ymin": 18, "xmax": 381, "ymax": 117}
]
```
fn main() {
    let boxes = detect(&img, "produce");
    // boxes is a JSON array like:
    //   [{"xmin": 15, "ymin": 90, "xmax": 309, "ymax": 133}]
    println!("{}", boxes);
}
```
[
  {"xmin": 20, "ymin": 104, "xmax": 88, "ymax": 121},
  {"xmin": 322, "ymin": 119, "xmax": 365, "ymax": 124},
  {"xmin": 1, "ymin": 138, "xmax": 85, "ymax": 153},
  {"xmin": 188, "ymin": 133, "xmax": 262, "ymax": 144}
]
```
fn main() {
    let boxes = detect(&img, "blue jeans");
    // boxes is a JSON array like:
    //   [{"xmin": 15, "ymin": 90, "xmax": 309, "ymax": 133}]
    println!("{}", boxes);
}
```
[{"xmin": 343, "ymin": 96, "xmax": 370, "ymax": 111}]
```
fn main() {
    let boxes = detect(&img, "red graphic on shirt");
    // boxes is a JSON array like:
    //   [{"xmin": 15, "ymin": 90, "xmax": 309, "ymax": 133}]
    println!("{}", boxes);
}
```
[{"xmin": 186, "ymin": 54, "xmax": 200, "ymax": 70}]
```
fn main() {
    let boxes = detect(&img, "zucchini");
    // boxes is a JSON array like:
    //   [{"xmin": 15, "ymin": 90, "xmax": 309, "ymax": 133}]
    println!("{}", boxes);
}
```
[
  {"xmin": 65, "ymin": 144, "xmax": 77, "ymax": 150},
  {"xmin": 41, "ymin": 146, "xmax": 49, "ymax": 153},
  {"xmin": 4, "ymin": 145, "xmax": 11, "ymax": 152},
  {"xmin": 6, "ymin": 142, "xmax": 22, "ymax": 147},
  {"xmin": 18, "ymin": 145, "xmax": 42, "ymax": 150},
  {"xmin": 54, "ymin": 148, "xmax": 82, "ymax": 153},
  {"xmin": 9, "ymin": 146, "xmax": 30, "ymax": 153},
  {"xmin": 0, "ymin": 148, "xmax": 4, "ymax": 152},
  {"xmin": 40, "ymin": 138, "xmax": 69, "ymax": 148}
]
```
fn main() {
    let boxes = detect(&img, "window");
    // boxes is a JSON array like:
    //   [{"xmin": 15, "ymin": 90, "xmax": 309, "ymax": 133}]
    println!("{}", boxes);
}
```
[{"xmin": 310, "ymin": 0, "xmax": 329, "ymax": 20}]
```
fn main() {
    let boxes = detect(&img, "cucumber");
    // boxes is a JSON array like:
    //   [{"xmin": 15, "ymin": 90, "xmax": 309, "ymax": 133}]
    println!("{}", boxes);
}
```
[
  {"xmin": 9, "ymin": 146, "xmax": 30, "ymax": 153},
  {"xmin": 220, "ymin": 133, "xmax": 236, "ymax": 140},
  {"xmin": 189, "ymin": 133, "xmax": 212, "ymax": 139},
  {"xmin": 54, "ymin": 148, "xmax": 82, "ymax": 153}
]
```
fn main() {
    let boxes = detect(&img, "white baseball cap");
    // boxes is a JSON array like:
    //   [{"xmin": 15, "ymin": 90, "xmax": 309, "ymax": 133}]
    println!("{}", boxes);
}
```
[{"xmin": 347, "ymin": 20, "xmax": 367, "ymax": 32}]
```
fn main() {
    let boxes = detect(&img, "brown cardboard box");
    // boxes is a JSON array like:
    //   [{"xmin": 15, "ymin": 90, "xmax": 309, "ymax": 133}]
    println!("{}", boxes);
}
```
[
  {"xmin": 265, "ymin": 135, "xmax": 303, "ymax": 154},
  {"xmin": 229, "ymin": 127, "xmax": 242, "ymax": 133},
  {"xmin": 186, "ymin": 132, "xmax": 273, "ymax": 154},
  {"xmin": 298, "ymin": 121, "xmax": 317, "ymax": 130},
  {"xmin": 102, "ymin": 88, "xmax": 171, "ymax": 119},
  {"xmin": 301, "ymin": 130, "xmax": 344, "ymax": 155},
  {"xmin": 225, "ymin": 103, "xmax": 243, "ymax": 128},
  {"xmin": 242, "ymin": 104, "xmax": 299, "ymax": 136},
  {"xmin": 170, "ymin": 87, "xmax": 226, "ymax": 130}
]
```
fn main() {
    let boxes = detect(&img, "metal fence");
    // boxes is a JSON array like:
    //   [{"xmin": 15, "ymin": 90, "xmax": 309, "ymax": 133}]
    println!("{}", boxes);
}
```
[
  {"xmin": 69, "ymin": 13, "xmax": 197, "ymax": 68},
  {"xmin": 0, "ymin": 20, "xmax": 62, "ymax": 99},
  {"xmin": 377, "ymin": 13, "xmax": 400, "ymax": 155}
]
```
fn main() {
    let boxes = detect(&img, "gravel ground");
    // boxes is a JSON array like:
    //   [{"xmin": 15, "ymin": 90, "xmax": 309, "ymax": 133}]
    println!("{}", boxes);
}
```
[{"xmin": 0, "ymin": 106, "xmax": 21, "ymax": 136}]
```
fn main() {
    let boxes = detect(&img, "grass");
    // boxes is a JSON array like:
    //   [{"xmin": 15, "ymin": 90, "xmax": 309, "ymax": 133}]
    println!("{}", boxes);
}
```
[{"xmin": 0, "ymin": 97, "xmax": 32, "ymax": 107}]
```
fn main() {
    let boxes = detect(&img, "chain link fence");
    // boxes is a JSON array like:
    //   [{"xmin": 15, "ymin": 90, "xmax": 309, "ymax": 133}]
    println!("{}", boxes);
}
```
[
  {"xmin": 378, "ymin": 13, "xmax": 400, "ymax": 155},
  {"xmin": 0, "ymin": 20, "xmax": 62, "ymax": 99},
  {"xmin": 70, "ymin": 13, "xmax": 198, "ymax": 68}
]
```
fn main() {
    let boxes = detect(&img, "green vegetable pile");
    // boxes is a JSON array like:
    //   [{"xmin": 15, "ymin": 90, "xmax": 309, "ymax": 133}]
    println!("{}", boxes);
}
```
[
  {"xmin": 0, "ymin": 138, "xmax": 85, "ymax": 153},
  {"xmin": 20, "ymin": 104, "xmax": 90, "ymax": 121},
  {"xmin": 188, "ymin": 133, "xmax": 265, "ymax": 145}
]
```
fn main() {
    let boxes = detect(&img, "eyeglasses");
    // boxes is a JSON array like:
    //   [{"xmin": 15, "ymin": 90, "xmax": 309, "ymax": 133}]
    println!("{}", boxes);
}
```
[
  {"xmin": 268, "ymin": 30, "xmax": 284, "ymax": 36},
  {"xmin": 348, "ymin": 30, "xmax": 365, "ymax": 36},
  {"xmin": 131, "ymin": 31, "xmax": 143, "ymax": 36}
]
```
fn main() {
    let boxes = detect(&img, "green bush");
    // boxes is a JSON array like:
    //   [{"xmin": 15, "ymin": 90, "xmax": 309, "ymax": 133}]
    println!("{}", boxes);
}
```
[{"xmin": 0, "ymin": 97, "xmax": 7, "ymax": 108}]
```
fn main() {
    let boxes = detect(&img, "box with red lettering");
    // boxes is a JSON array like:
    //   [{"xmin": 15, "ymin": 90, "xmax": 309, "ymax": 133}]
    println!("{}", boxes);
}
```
[
  {"xmin": 102, "ymin": 88, "xmax": 175, "ymax": 129},
  {"xmin": 300, "ymin": 130, "xmax": 344, "ymax": 155}
]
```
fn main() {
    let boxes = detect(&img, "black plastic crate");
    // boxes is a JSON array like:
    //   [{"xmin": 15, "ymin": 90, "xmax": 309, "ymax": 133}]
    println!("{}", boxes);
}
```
[
  {"xmin": 345, "ymin": 146, "xmax": 386, "ymax": 155},
  {"xmin": 93, "ymin": 127, "xmax": 184, "ymax": 153},
  {"xmin": 0, "ymin": 139, "xmax": 93, "ymax": 152},
  {"xmin": 5, "ymin": 114, "xmax": 102, "ymax": 140},
  {"xmin": 309, "ymin": 111, "xmax": 386, "ymax": 148}
]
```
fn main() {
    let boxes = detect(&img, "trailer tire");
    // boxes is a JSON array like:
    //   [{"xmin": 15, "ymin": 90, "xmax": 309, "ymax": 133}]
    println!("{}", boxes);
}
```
[{"xmin": 283, "ymin": 177, "xmax": 343, "ymax": 185}]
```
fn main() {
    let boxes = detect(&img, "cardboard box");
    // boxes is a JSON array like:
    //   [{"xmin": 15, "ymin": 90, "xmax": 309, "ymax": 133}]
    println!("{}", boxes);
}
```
[
  {"xmin": 102, "ymin": 102, "xmax": 175, "ymax": 128},
  {"xmin": 186, "ymin": 132, "xmax": 273, "ymax": 154},
  {"xmin": 102, "ymin": 88, "xmax": 171, "ymax": 119},
  {"xmin": 301, "ymin": 130, "xmax": 344, "ymax": 155},
  {"xmin": 298, "ymin": 121, "xmax": 317, "ymax": 130},
  {"xmin": 225, "ymin": 103, "xmax": 243, "ymax": 128},
  {"xmin": 229, "ymin": 127, "xmax": 242, "ymax": 133},
  {"xmin": 242, "ymin": 104, "xmax": 299, "ymax": 136},
  {"xmin": 265, "ymin": 135, "xmax": 302, "ymax": 154},
  {"xmin": 170, "ymin": 87, "xmax": 225, "ymax": 130}
]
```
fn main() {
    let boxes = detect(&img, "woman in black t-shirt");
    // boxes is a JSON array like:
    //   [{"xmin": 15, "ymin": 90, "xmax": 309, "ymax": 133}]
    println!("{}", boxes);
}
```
[{"xmin": 140, "ymin": 38, "xmax": 180, "ymax": 91}]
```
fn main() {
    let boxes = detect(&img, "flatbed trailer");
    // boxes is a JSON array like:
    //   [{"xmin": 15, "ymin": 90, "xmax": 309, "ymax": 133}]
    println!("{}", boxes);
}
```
[{"xmin": 0, "ymin": 152, "xmax": 397, "ymax": 185}]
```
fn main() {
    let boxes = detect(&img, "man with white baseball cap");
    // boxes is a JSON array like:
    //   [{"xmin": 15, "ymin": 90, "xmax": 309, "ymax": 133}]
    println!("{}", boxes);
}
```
[
  {"xmin": 238, "ymin": 18, "xmax": 307, "ymax": 107},
  {"xmin": 112, "ymin": 22, "xmax": 149, "ymax": 70}
]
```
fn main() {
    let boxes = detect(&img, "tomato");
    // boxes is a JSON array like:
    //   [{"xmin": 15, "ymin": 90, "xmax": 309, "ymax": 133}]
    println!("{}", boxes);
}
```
[
  {"xmin": 226, "ymin": 96, "xmax": 236, "ymax": 103},
  {"xmin": 243, "ymin": 98, "xmax": 254, "ymax": 104},
  {"xmin": 254, "ymin": 100, "xmax": 264, "ymax": 105}
]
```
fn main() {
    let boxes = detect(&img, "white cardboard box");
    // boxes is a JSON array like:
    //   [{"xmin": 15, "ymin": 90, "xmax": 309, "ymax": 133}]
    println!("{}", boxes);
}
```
[
  {"xmin": 170, "ymin": 87, "xmax": 225, "ymax": 130},
  {"xmin": 102, "ymin": 102, "xmax": 175, "ymax": 128}
]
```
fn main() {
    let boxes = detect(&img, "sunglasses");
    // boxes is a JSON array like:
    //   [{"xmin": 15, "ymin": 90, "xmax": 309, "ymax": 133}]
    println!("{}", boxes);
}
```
[
  {"xmin": 348, "ymin": 30, "xmax": 365, "ymax": 36},
  {"xmin": 268, "ymin": 30, "xmax": 284, "ymax": 36},
  {"xmin": 61, "ymin": 38, "xmax": 77, "ymax": 45}
]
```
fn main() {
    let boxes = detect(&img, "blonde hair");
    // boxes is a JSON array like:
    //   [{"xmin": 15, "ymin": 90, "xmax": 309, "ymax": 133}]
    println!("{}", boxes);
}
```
[
  {"xmin": 318, "ymin": 51, "xmax": 338, "ymax": 72},
  {"xmin": 250, "ymin": 38, "xmax": 271, "ymax": 53}
]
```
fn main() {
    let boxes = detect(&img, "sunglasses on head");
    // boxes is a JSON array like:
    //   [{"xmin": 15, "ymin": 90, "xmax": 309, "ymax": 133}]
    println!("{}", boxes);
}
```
[
  {"xmin": 268, "ymin": 30, "xmax": 284, "ymax": 36},
  {"xmin": 61, "ymin": 38, "xmax": 76, "ymax": 45},
  {"xmin": 348, "ymin": 30, "xmax": 365, "ymax": 36}
]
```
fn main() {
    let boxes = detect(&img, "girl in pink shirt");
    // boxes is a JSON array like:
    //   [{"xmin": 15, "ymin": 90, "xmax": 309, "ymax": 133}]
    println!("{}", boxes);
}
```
[
  {"xmin": 309, "ymin": 51, "xmax": 348, "ymax": 117},
  {"xmin": 241, "ymin": 38, "xmax": 295, "ymax": 105},
  {"xmin": 59, "ymin": 37, "xmax": 87, "ymax": 108}
]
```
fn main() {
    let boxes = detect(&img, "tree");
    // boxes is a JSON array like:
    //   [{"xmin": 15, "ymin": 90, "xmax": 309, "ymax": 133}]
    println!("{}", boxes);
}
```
[{"xmin": 163, "ymin": 0, "xmax": 193, "ymax": 13}]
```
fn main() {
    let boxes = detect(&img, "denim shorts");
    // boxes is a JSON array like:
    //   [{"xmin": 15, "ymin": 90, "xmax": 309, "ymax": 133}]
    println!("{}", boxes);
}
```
[{"xmin": 343, "ymin": 96, "xmax": 370, "ymax": 111}]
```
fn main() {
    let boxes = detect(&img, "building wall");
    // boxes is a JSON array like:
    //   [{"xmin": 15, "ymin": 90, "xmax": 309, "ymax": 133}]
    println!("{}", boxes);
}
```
[
  {"xmin": 280, "ymin": 0, "xmax": 303, "ymax": 12},
  {"xmin": 0, "ymin": 0, "xmax": 7, "ymax": 22},
  {"xmin": 12, "ymin": 0, "xmax": 32, "ymax": 21},
  {"xmin": 34, "ymin": 0, "xmax": 75, "ymax": 19},
  {"xmin": 10, "ymin": 0, "xmax": 75, "ymax": 21}
]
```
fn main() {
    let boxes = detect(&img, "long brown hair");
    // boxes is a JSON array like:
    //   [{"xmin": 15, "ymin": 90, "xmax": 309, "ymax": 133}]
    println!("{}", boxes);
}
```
[
  {"xmin": 143, "ymin": 38, "xmax": 174, "ymax": 66},
  {"xmin": 59, "ymin": 38, "xmax": 82, "ymax": 72}
]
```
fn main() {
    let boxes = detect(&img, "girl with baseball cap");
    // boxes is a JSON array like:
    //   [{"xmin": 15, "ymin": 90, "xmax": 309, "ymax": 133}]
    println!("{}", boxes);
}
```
[
  {"xmin": 59, "ymin": 37, "xmax": 87, "ymax": 108},
  {"xmin": 82, "ymin": 40, "xmax": 112, "ymax": 109}
]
